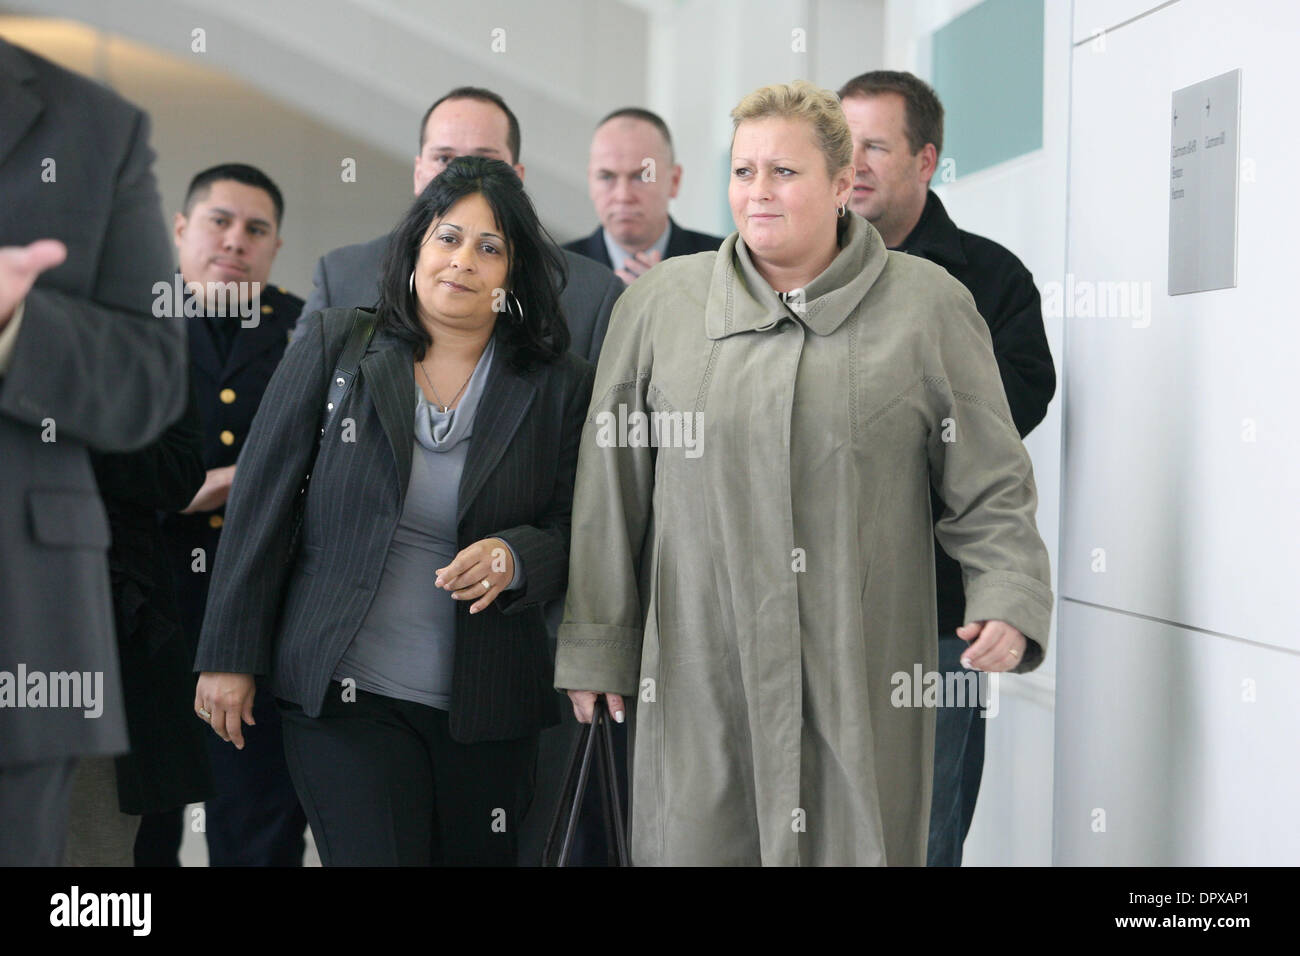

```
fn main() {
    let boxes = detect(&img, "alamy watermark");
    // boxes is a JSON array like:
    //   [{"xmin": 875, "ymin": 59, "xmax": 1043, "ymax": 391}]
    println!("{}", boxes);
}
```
[
  {"xmin": 151, "ymin": 276, "xmax": 261, "ymax": 327},
  {"xmin": 0, "ymin": 664, "xmax": 104, "ymax": 718},
  {"xmin": 891, "ymin": 664, "xmax": 999, "ymax": 718},
  {"xmin": 1040, "ymin": 274, "xmax": 1152, "ymax": 328},
  {"xmin": 594, "ymin": 404, "xmax": 703, "ymax": 459}
]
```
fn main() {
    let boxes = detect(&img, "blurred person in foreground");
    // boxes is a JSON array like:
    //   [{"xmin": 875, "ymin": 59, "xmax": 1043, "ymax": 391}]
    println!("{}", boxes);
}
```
[
  {"xmin": 0, "ymin": 36, "xmax": 186, "ymax": 865},
  {"xmin": 555, "ymin": 81, "xmax": 1053, "ymax": 866}
]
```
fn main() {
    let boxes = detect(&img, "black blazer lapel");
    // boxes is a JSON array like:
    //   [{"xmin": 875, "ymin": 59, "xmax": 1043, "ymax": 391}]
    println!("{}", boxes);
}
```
[
  {"xmin": 457, "ymin": 357, "xmax": 536, "ymax": 523},
  {"xmin": 362, "ymin": 334, "xmax": 415, "ymax": 507},
  {"xmin": 579, "ymin": 228, "xmax": 613, "ymax": 270}
]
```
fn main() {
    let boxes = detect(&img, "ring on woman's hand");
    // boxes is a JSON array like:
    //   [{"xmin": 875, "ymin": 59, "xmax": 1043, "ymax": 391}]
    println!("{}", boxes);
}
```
[
  {"xmin": 481, "ymin": 578, "xmax": 491, "ymax": 592},
  {"xmin": 197, "ymin": 707, "xmax": 212, "ymax": 719}
]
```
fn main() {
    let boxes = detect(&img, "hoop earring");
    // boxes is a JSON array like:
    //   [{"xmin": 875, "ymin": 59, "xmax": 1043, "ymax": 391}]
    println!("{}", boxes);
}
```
[
  {"xmin": 408, "ymin": 270, "xmax": 416, "ymax": 296},
  {"xmin": 837, "ymin": 203, "xmax": 847, "ymax": 218},
  {"xmin": 505, "ymin": 290, "xmax": 524, "ymax": 322}
]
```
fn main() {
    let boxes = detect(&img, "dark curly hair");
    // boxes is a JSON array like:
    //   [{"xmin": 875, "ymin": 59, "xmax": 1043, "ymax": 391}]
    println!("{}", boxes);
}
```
[{"xmin": 376, "ymin": 156, "xmax": 569, "ymax": 370}]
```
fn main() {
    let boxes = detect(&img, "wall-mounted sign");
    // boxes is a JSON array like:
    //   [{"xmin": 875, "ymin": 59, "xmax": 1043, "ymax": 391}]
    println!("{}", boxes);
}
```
[{"xmin": 1168, "ymin": 69, "xmax": 1241, "ymax": 295}]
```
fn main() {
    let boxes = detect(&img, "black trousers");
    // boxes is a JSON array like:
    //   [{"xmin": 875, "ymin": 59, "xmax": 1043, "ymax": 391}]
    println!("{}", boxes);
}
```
[{"xmin": 278, "ymin": 683, "xmax": 537, "ymax": 866}]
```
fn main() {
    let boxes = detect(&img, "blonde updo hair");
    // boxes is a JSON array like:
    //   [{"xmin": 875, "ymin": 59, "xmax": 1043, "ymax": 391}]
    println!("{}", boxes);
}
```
[{"xmin": 730, "ymin": 80, "xmax": 853, "ymax": 177}]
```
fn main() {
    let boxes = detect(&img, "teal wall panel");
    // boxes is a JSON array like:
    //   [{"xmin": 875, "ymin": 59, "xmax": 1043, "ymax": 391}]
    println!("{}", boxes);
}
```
[{"xmin": 931, "ymin": 0, "xmax": 1044, "ymax": 178}]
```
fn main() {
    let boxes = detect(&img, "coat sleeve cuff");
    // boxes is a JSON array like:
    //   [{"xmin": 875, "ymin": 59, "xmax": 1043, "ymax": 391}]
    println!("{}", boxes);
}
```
[
  {"xmin": 555, "ymin": 622, "xmax": 642, "ymax": 697},
  {"xmin": 962, "ymin": 570, "xmax": 1053, "ymax": 672}
]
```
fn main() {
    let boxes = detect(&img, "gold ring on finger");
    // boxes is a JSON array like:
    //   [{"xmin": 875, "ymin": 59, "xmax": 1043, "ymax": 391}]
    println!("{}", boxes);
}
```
[{"xmin": 197, "ymin": 707, "xmax": 212, "ymax": 719}]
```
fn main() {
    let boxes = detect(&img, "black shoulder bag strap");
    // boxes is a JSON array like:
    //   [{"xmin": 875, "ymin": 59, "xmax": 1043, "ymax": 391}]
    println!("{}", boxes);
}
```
[{"xmin": 285, "ymin": 309, "xmax": 377, "ymax": 565}]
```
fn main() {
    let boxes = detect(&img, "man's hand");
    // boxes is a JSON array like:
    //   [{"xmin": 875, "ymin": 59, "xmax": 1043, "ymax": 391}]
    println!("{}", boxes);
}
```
[
  {"xmin": 181, "ymin": 465, "xmax": 237, "ymax": 514},
  {"xmin": 614, "ymin": 249, "xmax": 663, "ymax": 285},
  {"xmin": 0, "ymin": 240, "xmax": 67, "ymax": 329},
  {"xmin": 955, "ymin": 619, "xmax": 1028, "ymax": 672}
]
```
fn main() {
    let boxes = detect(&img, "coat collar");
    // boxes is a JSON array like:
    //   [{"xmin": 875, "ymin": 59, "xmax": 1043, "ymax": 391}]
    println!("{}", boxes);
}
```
[
  {"xmin": 705, "ymin": 212, "xmax": 888, "ymax": 339},
  {"xmin": 364, "ymin": 327, "xmax": 537, "ymax": 516},
  {"xmin": 0, "ymin": 39, "xmax": 43, "ymax": 169},
  {"xmin": 894, "ymin": 190, "xmax": 967, "ymax": 267}
]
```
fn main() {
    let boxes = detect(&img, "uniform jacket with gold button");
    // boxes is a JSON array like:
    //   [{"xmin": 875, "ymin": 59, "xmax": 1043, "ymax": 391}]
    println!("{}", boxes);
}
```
[{"xmin": 160, "ymin": 283, "xmax": 303, "ymax": 642}]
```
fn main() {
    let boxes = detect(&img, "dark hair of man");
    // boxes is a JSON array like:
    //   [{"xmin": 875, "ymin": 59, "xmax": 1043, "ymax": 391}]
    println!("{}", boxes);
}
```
[
  {"xmin": 418, "ymin": 87, "xmax": 523, "ymax": 163},
  {"xmin": 837, "ymin": 70, "xmax": 945, "ymax": 158},
  {"xmin": 596, "ymin": 107, "xmax": 675, "ymax": 162},
  {"xmin": 182, "ymin": 163, "xmax": 285, "ymax": 228},
  {"xmin": 376, "ymin": 156, "xmax": 568, "ymax": 372}
]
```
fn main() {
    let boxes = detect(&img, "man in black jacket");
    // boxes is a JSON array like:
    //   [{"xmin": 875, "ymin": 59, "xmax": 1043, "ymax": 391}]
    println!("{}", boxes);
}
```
[
  {"xmin": 565, "ymin": 108, "xmax": 723, "ymax": 284},
  {"xmin": 838, "ymin": 70, "xmax": 1056, "ymax": 866}
]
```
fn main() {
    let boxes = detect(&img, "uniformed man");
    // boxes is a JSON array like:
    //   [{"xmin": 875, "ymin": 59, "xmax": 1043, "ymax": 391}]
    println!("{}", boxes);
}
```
[{"xmin": 140, "ymin": 164, "xmax": 308, "ymax": 867}]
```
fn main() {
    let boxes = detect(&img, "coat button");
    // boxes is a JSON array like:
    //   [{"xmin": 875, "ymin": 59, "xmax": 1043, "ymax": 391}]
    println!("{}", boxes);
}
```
[
  {"xmin": 219, "ymin": 388, "xmax": 236, "ymax": 404},
  {"xmin": 209, "ymin": 514, "xmax": 224, "ymax": 529},
  {"xmin": 261, "ymin": 304, "xmax": 273, "ymax": 314},
  {"xmin": 220, "ymin": 430, "xmax": 235, "ymax": 445}
]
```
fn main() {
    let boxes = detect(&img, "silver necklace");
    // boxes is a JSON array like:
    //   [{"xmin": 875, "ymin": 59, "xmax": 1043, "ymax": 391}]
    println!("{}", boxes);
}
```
[{"xmin": 419, "ymin": 357, "xmax": 473, "ymax": 413}]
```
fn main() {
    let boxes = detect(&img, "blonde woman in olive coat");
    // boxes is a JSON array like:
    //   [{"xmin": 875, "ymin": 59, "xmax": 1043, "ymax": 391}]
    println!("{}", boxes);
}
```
[{"xmin": 555, "ymin": 82, "xmax": 1053, "ymax": 866}]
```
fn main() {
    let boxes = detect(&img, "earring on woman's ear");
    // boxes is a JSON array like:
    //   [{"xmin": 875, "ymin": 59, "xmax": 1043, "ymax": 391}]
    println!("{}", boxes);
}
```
[
  {"xmin": 838, "ymin": 203, "xmax": 847, "ymax": 218},
  {"xmin": 409, "ymin": 270, "xmax": 416, "ymax": 295},
  {"xmin": 506, "ymin": 290, "xmax": 524, "ymax": 321}
]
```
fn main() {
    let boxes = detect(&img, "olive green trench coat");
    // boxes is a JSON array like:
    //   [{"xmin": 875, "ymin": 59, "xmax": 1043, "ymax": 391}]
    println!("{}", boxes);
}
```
[{"xmin": 555, "ymin": 213, "xmax": 1053, "ymax": 865}]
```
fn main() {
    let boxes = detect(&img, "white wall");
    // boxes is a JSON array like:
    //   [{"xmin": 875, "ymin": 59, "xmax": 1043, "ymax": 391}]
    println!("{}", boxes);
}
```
[
  {"xmin": 641, "ymin": 0, "xmax": 885, "ymax": 237},
  {"xmin": 1056, "ymin": 0, "xmax": 1300, "ymax": 864}
]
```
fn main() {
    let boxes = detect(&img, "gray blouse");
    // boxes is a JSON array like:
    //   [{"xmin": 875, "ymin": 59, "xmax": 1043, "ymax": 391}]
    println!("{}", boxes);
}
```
[{"xmin": 332, "ymin": 338, "xmax": 522, "ymax": 710}]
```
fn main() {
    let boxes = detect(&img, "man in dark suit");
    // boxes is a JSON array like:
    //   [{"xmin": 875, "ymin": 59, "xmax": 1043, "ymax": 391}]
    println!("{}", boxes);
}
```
[
  {"xmin": 565, "ymin": 107, "xmax": 723, "ymax": 284},
  {"xmin": 298, "ymin": 86, "xmax": 624, "ymax": 364},
  {"xmin": 838, "ymin": 70, "xmax": 1056, "ymax": 866},
  {"xmin": 0, "ymin": 37, "xmax": 188, "ymax": 865},
  {"xmin": 148, "ymin": 163, "xmax": 308, "ymax": 866}
]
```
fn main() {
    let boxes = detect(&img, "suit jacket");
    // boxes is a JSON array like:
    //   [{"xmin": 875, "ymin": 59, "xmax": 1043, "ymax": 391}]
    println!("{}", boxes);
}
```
[
  {"xmin": 298, "ymin": 234, "xmax": 622, "ymax": 364},
  {"xmin": 90, "ymin": 380, "xmax": 215, "ymax": 814},
  {"xmin": 160, "ymin": 285, "xmax": 303, "ymax": 641},
  {"xmin": 563, "ymin": 216, "xmax": 725, "ymax": 270},
  {"xmin": 0, "ymin": 39, "xmax": 187, "ymax": 766},
  {"xmin": 195, "ymin": 308, "xmax": 595, "ymax": 743}
]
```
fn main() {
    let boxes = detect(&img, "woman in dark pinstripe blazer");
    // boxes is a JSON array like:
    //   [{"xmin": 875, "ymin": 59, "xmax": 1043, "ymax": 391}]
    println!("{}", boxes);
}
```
[{"xmin": 192, "ymin": 157, "xmax": 595, "ymax": 865}]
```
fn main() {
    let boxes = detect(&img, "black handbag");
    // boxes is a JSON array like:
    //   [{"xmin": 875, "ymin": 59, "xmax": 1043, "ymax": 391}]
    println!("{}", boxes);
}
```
[
  {"xmin": 543, "ymin": 697, "xmax": 630, "ymax": 866},
  {"xmin": 284, "ymin": 309, "xmax": 377, "ymax": 566}
]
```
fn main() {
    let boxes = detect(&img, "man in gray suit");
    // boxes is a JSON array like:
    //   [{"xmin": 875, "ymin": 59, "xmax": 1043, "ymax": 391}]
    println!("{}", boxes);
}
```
[
  {"xmin": 298, "ymin": 86, "xmax": 624, "ymax": 364},
  {"xmin": 0, "ymin": 37, "xmax": 188, "ymax": 865}
]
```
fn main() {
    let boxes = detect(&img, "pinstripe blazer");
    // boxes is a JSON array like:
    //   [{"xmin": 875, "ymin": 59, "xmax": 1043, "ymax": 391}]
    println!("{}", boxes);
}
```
[{"xmin": 194, "ymin": 307, "xmax": 595, "ymax": 742}]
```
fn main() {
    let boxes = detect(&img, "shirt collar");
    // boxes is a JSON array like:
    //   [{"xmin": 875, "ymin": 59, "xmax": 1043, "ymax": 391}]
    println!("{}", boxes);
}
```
[{"xmin": 602, "ymin": 220, "xmax": 672, "ymax": 273}]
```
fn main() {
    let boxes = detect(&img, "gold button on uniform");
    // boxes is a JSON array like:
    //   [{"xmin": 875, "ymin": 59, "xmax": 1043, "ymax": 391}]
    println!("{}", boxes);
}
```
[
  {"xmin": 209, "ymin": 514, "xmax": 224, "ymax": 529},
  {"xmin": 220, "ymin": 430, "xmax": 235, "ymax": 445},
  {"xmin": 219, "ymin": 388, "xmax": 236, "ymax": 404},
  {"xmin": 262, "ymin": 304, "xmax": 273, "ymax": 314}
]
